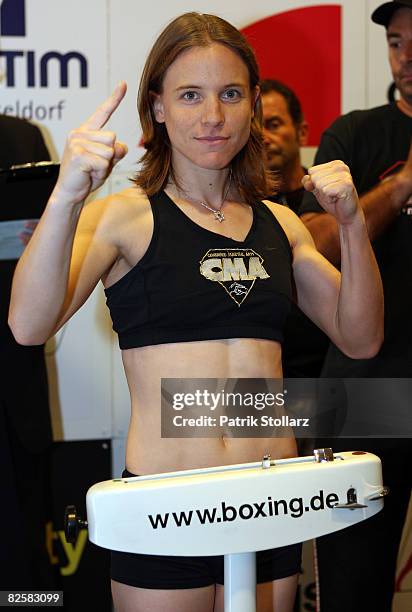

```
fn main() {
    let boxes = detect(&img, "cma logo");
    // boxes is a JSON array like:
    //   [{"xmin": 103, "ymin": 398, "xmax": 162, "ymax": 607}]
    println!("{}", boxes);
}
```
[
  {"xmin": 0, "ymin": 0, "xmax": 88, "ymax": 88},
  {"xmin": 200, "ymin": 256, "xmax": 269, "ymax": 283},
  {"xmin": 200, "ymin": 248, "xmax": 270, "ymax": 306}
]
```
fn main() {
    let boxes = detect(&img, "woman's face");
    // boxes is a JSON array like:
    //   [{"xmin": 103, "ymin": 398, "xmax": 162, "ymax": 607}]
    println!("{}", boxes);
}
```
[{"xmin": 153, "ymin": 43, "xmax": 257, "ymax": 174}]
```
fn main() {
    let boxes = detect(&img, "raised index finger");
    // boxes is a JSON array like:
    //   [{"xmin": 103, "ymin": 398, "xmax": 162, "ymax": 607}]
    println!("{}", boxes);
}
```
[{"xmin": 81, "ymin": 81, "xmax": 127, "ymax": 130}]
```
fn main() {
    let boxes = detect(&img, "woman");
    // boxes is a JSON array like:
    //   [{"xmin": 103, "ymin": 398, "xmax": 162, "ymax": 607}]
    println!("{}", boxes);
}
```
[{"xmin": 9, "ymin": 12, "xmax": 383, "ymax": 612}]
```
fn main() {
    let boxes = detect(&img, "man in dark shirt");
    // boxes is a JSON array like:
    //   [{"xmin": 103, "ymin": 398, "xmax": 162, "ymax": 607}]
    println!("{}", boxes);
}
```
[
  {"xmin": 0, "ymin": 114, "xmax": 54, "ymax": 589},
  {"xmin": 261, "ymin": 80, "xmax": 329, "ymax": 379},
  {"xmin": 261, "ymin": 79, "xmax": 308, "ymax": 214},
  {"xmin": 300, "ymin": 2, "xmax": 412, "ymax": 610}
]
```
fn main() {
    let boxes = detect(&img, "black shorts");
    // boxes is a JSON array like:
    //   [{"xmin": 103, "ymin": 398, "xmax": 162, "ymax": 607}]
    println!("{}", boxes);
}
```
[{"xmin": 110, "ymin": 469, "xmax": 302, "ymax": 590}]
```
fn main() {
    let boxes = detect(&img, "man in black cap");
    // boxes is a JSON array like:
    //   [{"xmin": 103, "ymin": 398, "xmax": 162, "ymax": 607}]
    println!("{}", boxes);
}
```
[
  {"xmin": 372, "ymin": 0, "xmax": 412, "ymax": 27},
  {"xmin": 299, "ymin": 1, "xmax": 412, "ymax": 610}
]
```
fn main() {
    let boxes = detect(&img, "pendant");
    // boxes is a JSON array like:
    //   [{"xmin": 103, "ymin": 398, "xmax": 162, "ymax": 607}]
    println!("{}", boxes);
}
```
[{"xmin": 213, "ymin": 210, "xmax": 225, "ymax": 222}]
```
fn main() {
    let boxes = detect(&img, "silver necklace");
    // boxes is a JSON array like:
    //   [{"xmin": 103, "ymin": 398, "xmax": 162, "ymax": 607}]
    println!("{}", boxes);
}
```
[
  {"xmin": 180, "ymin": 173, "xmax": 232, "ymax": 223},
  {"xmin": 198, "ymin": 200, "xmax": 226, "ymax": 222}
]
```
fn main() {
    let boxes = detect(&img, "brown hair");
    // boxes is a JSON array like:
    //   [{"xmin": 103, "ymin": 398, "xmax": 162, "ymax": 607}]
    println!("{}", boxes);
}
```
[{"xmin": 134, "ymin": 12, "xmax": 276, "ymax": 203}]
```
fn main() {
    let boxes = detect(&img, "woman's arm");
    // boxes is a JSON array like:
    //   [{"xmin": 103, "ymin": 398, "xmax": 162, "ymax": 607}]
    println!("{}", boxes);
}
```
[
  {"xmin": 9, "ymin": 83, "xmax": 128, "ymax": 345},
  {"xmin": 269, "ymin": 161, "xmax": 384, "ymax": 359}
]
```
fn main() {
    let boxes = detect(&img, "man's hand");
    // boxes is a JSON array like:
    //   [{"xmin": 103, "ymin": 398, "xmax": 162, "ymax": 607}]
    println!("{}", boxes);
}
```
[
  {"xmin": 18, "ymin": 220, "xmax": 38, "ymax": 246},
  {"xmin": 302, "ymin": 160, "xmax": 360, "ymax": 225},
  {"xmin": 52, "ymin": 81, "xmax": 128, "ymax": 205},
  {"xmin": 392, "ymin": 139, "xmax": 412, "ymax": 206}
]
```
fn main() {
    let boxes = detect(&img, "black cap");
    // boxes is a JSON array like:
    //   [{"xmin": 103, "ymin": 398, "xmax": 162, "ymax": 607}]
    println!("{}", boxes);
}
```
[{"xmin": 372, "ymin": 0, "xmax": 412, "ymax": 27}]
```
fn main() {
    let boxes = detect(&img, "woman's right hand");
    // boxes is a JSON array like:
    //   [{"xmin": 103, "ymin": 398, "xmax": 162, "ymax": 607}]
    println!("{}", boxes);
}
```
[{"xmin": 52, "ymin": 81, "xmax": 128, "ymax": 205}]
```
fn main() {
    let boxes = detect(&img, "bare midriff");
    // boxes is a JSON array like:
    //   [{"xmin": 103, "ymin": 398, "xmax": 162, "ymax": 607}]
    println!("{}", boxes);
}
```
[{"xmin": 121, "ymin": 336, "xmax": 296, "ymax": 475}]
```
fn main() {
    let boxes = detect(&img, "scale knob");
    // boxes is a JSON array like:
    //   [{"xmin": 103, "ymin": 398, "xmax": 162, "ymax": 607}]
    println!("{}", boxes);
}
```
[
  {"xmin": 64, "ymin": 505, "xmax": 88, "ymax": 544},
  {"xmin": 313, "ymin": 448, "xmax": 334, "ymax": 462},
  {"xmin": 334, "ymin": 487, "xmax": 368, "ymax": 510}
]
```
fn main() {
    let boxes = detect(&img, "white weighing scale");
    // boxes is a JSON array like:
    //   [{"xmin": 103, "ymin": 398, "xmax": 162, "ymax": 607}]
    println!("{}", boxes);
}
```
[{"xmin": 65, "ymin": 449, "xmax": 388, "ymax": 611}]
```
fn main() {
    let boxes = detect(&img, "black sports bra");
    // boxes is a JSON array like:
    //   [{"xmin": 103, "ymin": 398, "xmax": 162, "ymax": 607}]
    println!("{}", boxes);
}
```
[{"xmin": 105, "ymin": 191, "xmax": 293, "ymax": 349}]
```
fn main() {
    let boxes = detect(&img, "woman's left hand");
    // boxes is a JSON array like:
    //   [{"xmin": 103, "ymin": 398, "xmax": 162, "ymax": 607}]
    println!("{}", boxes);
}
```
[{"xmin": 302, "ymin": 160, "xmax": 361, "ymax": 225}]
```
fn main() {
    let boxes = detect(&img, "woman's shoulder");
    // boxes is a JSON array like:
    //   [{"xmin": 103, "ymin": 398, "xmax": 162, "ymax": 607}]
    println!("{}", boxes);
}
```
[
  {"xmin": 79, "ymin": 185, "xmax": 151, "ymax": 235},
  {"xmin": 97, "ymin": 184, "xmax": 150, "ymax": 215},
  {"xmin": 261, "ymin": 198, "xmax": 304, "ymax": 246},
  {"xmin": 76, "ymin": 185, "xmax": 156, "ymax": 288},
  {"xmin": 261, "ymin": 198, "xmax": 297, "ymax": 219}
]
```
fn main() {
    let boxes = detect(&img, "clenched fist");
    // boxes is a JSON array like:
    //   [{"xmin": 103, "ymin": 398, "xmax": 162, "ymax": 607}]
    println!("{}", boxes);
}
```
[
  {"xmin": 53, "ymin": 81, "xmax": 128, "ymax": 205},
  {"xmin": 302, "ymin": 160, "xmax": 360, "ymax": 225}
]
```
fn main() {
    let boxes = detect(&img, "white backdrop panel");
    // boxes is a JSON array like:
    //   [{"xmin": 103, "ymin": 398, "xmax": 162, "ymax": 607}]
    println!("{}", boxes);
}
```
[
  {"xmin": 1, "ymin": 0, "xmax": 114, "ymax": 440},
  {"xmin": 0, "ymin": 0, "xmax": 109, "ymax": 157}
]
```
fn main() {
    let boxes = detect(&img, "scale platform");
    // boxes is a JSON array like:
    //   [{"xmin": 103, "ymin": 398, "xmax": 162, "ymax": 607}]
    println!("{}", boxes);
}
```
[{"xmin": 65, "ymin": 449, "xmax": 387, "ymax": 611}]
